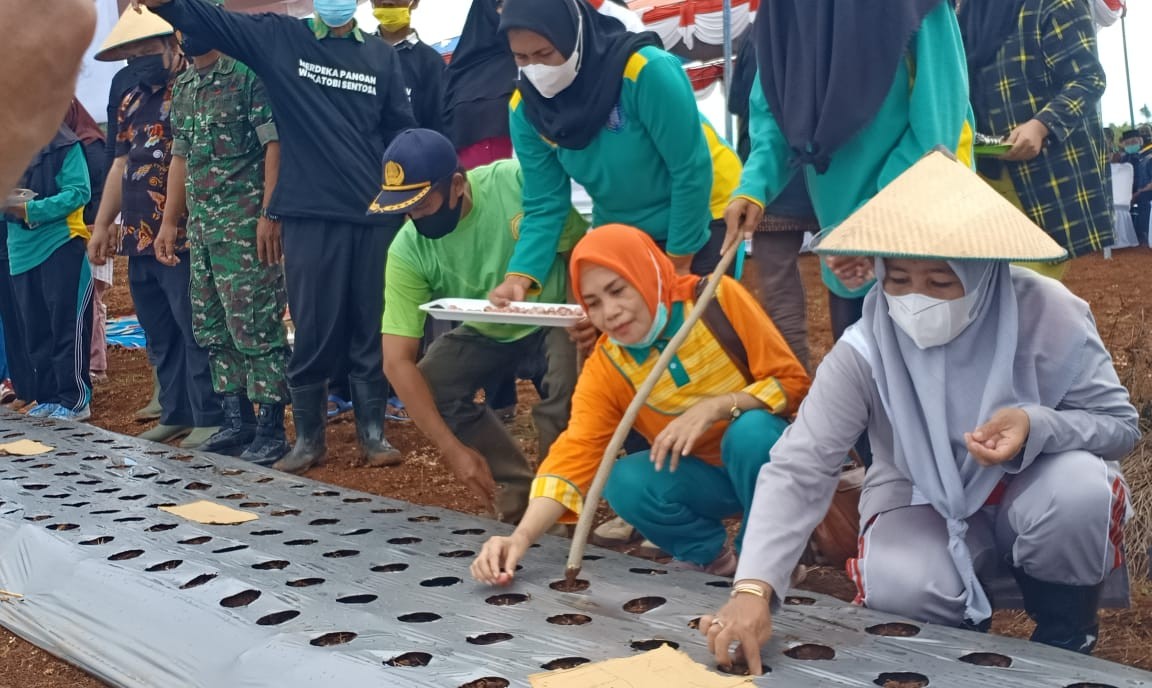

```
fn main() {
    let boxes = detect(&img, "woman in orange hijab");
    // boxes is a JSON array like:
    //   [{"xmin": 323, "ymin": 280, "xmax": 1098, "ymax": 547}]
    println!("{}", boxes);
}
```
[{"xmin": 471, "ymin": 224, "xmax": 810, "ymax": 583}]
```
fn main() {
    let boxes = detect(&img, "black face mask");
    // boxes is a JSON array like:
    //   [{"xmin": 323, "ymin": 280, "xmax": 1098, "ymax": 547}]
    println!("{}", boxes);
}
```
[
  {"xmin": 412, "ymin": 183, "xmax": 463, "ymax": 239},
  {"xmin": 133, "ymin": 53, "xmax": 171, "ymax": 87},
  {"xmin": 181, "ymin": 34, "xmax": 214, "ymax": 58}
]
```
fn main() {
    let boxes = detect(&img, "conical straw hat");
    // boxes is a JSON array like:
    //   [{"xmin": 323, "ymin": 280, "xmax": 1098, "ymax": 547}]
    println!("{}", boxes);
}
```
[
  {"xmin": 813, "ymin": 149, "xmax": 1068, "ymax": 262},
  {"xmin": 95, "ymin": 6, "xmax": 174, "ymax": 62}
]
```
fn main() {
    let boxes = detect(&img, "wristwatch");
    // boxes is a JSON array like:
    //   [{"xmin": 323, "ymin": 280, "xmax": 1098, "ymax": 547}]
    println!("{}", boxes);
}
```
[
  {"xmin": 259, "ymin": 207, "xmax": 278, "ymax": 221},
  {"xmin": 728, "ymin": 393, "xmax": 742, "ymax": 421}
]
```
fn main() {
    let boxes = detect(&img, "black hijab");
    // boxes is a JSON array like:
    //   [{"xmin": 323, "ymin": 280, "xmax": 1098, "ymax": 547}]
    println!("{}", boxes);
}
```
[
  {"xmin": 756, "ymin": 0, "xmax": 941, "ymax": 173},
  {"xmin": 957, "ymin": 0, "xmax": 1025, "ymax": 110},
  {"xmin": 499, "ymin": 0, "xmax": 661, "ymax": 150},
  {"xmin": 443, "ymin": 0, "xmax": 519, "ymax": 149}
]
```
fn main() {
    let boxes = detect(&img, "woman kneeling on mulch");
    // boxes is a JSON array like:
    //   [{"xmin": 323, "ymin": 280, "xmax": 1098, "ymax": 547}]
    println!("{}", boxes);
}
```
[
  {"xmin": 699, "ymin": 151, "xmax": 1142, "ymax": 675},
  {"xmin": 471, "ymin": 224, "xmax": 810, "ymax": 581}
]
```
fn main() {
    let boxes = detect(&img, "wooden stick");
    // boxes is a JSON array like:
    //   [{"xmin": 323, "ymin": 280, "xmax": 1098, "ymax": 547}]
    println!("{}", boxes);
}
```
[
  {"xmin": 0, "ymin": 589, "xmax": 24, "ymax": 599},
  {"xmin": 564, "ymin": 242, "xmax": 741, "ymax": 581}
]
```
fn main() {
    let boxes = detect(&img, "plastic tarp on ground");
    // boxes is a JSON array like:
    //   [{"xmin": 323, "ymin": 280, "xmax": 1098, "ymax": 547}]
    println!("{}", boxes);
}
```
[{"xmin": 1, "ymin": 411, "xmax": 1151, "ymax": 687}]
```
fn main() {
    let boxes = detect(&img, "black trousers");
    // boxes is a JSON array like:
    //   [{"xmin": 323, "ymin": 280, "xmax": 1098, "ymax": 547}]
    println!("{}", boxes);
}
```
[
  {"xmin": 129, "ymin": 254, "xmax": 222, "ymax": 427},
  {"xmin": 11, "ymin": 238, "xmax": 92, "ymax": 410},
  {"xmin": 282, "ymin": 218, "xmax": 395, "ymax": 390},
  {"xmin": 0, "ymin": 250, "xmax": 34, "ymax": 400}
]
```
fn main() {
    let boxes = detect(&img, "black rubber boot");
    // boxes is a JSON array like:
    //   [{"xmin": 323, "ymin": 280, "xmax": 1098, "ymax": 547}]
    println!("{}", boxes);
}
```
[
  {"xmin": 1012, "ymin": 567, "xmax": 1103, "ymax": 654},
  {"xmin": 273, "ymin": 384, "xmax": 327, "ymax": 474},
  {"xmin": 197, "ymin": 394, "xmax": 256, "ymax": 457},
  {"xmin": 349, "ymin": 379, "xmax": 403, "ymax": 467},
  {"xmin": 240, "ymin": 404, "xmax": 290, "ymax": 466}
]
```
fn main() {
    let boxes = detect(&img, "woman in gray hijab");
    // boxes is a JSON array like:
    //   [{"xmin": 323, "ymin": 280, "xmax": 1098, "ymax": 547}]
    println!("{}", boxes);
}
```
[{"xmin": 699, "ymin": 151, "xmax": 1141, "ymax": 675}]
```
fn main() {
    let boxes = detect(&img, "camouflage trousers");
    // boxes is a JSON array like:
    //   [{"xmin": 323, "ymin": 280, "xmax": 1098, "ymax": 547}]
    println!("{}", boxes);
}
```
[{"xmin": 189, "ymin": 236, "xmax": 289, "ymax": 404}]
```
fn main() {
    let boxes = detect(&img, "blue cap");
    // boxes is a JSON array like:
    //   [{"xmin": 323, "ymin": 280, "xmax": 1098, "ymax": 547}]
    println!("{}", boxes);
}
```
[{"xmin": 368, "ymin": 129, "xmax": 460, "ymax": 215}]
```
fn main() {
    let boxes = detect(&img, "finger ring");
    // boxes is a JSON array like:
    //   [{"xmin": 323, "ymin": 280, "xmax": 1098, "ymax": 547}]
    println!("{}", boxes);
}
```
[{"xmin": 710, "ymin": 618, "xmax": 724, "ymax": 629}]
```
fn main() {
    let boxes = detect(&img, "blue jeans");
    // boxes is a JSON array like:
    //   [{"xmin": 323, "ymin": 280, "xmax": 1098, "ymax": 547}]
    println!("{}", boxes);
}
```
[{"xmin": 604, "ymin": 410, "xmax": 788, "ymax": 566}]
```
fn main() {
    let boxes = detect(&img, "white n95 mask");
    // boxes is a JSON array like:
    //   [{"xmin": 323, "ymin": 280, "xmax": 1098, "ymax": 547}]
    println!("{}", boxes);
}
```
[{"xmin": 886, "ymin": 291, "xmax": 979, "ymax": 349}]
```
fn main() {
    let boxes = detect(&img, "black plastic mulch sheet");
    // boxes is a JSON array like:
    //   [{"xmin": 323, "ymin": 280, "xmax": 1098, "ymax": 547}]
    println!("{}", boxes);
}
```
[{"xmin": 0, "ymin": 411, "xmax": 1150, "ymax": 687}]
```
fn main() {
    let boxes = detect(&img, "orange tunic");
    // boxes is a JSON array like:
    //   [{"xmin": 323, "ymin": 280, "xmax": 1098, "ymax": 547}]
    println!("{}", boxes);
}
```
[{"xmin": 532, "ymin": 276, "xmax": 811, "ymax": 522}]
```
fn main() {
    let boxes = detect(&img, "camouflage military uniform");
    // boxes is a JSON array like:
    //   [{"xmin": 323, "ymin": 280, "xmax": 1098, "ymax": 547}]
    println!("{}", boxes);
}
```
[{"xmin": 171, "ymin": 56, "xmax": 288, "ymax": 405}]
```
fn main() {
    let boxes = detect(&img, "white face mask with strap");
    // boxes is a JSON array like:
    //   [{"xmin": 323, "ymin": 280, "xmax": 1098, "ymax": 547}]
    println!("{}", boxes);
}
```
[
  {"xmin": 520, "ymin": 2, "xmax": 582, "ymax": 98},
  {"xmin": 886, "ymin": 290, "xmax": 980, "ymax": 349}
]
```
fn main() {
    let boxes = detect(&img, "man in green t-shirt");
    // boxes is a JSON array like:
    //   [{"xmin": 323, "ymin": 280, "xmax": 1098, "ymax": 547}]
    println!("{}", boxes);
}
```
[{"xmin": 372, "ymin": 129, "xmax": 586, "ymax": 523}]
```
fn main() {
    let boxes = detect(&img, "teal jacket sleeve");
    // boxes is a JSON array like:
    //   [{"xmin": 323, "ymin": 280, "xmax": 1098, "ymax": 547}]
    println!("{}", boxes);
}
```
[
  {"xmin": 877, "ymin": 0, "xmax": 976, "ymax": 188},
  {"xmin": 505, "ymin": 100, "xmax": 574, "ymax": 288},
  {"xmin": 632, "ymin": 52, "xmax": 712, "ymax": 257},
  {"xmin": 733, "ymin": 71, "xmax": 795, "ymax": 209},
  {"xmin": 24, "ymin": 144, "xmax": 91, "ymax": 228}
]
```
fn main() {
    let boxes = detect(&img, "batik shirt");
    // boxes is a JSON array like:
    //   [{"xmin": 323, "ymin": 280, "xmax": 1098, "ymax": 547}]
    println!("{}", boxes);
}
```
[
  {"xmin": 172, "ymin": 56, "xmax": 277, "ymax": 245},
  {"xmin": 115, "ymin": 80, "xmax": 187, "ymax": 256}
]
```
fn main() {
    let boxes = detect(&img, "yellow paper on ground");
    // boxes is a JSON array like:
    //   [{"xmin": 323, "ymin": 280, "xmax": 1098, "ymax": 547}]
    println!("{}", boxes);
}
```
[
  {"xmin": 528, "ymin": 646, "xmax": 751, "ymax": 688},
  {"xmin": 160, "ymin": 500, "xmax": 259, "ymax": 525},
  {"xmin": 0, "ymin": 440, "xmax": 54, "ymax": 456}
]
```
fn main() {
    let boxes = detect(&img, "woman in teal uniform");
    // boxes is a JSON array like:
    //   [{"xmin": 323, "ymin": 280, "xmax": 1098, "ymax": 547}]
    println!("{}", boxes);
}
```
[
  {"xmin": 489, "ymin": 0, "xmax": 742, "ymax": 306},
  {"xmin": 723, "ymin": 0, "xmax": 975, "ymax": 339}
]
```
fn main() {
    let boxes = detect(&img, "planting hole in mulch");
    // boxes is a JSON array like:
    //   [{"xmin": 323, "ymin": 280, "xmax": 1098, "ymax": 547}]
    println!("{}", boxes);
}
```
[
  {"xmin": 630, "ymin": 639, "xmax": 679, "ymax": 651},
  {"xmin": 108, "ymin": 549, "xmax": 143, "ymax": 561},
  {"xmin": 309, "ymin": 518, "xmax": 339, "ymax": 526},
  {"xmin": 218, "ymin": 493, "xmax": 245, "ymax": 500},
  {"xmin": 717, "ymin": 662, "xmax": 757, "ymax": 676},
  {"xmin": 179, "ymin": 536, "xmax": 212, "ymax": 545},
  {"xmin": 63, "ymin": 502, "xmax": 90, "ymax": 508},
  {"xmin": 336, "ymin": 594, "xmax": 377, "ymax": 604},
  {"xmin": 421, "ymin": 577, "xmax": 462, "ymax": 587},
  {"xmin": 784, "ymin": 596, "xmax": 816, "ymax": 606},
  {"xmin": 466, "ymin": 632, "xmax": 513, "ymax": 645},
  {"xmin": 25, "ymin": 515, "xmax": 54, "ymax": 522},
  {"xmin": 184, "ymin": 482, "xmax": 210, "ymax": 490},
  {"xmin": 541, "ymin": 658, "xmax": 590, "ymax": 671},
  {"xmin": 630, "ymin": 568, "xmax": 667, "ymax": 575},
  {"xmin": 453, "ymin": 528, "xmax": 486, "ymax": 535},
  {"xmin": 180, "ymin": 573, "xmax": 217, "ymax": 589},
  {"xmin": 372, "ymin": 563, "xmax": 409, "ymax": 573},
  {"xmin": 549, "ymin": 578, "xmax": 590, "ymax": 593},
  {"xmin": 147, "ymin": 523, "xmax": 177, "ymax": 532},
  {"xmin": 145, "ymin": 560, "xmax": 183, "ymax": 572},
  {"xmin": 343, "ymin": 497, "xmax": 370, "ymax": 503},
  {"xmin": 408, "ymin": 515, "xmax": 440, "ymax": 522},
  {"xmin": 388, "ymin": 537, "xmax": 421, "ymax": 545},
  {"xmin": 323, "ymin": 549, "xmax": 360, "ymax": 558},
  {"xmin": 250, "ymin": 530, "xmax": 281, "ymax": 536},
  {"xmin": 398, "ymin": 612, "xmax": 442, "ymax": 623},
  {"xmin": 784, "ymin": 644, "xmax": 835, "ymax": 660},
  {"xmin": 440, "ymin": 549, "xmax": 475, "ymax": 558},
  {"xmin": 310, "ymin": 632, "xmax": 356, "ymax": 647},
  {"xmin": 219, "ymin": 590, "xmax": 261, "ymax": 608},
  {"xmin": 622, "ymin": 596, "xmax": 666, "ymax": 614},
  {"xmin": 239, "ymin": 502, "xmax": 268, "ymax": 508},
  {"xmin": 458, "ymin": 678, "xmax": 510, "ymax": 688},
  {"xmin": 582, "ymin": 555, "xmax": 604, "ymax": 561},
  {"xmin": 312, "ymin": 490, "xmax": 340, "ymax": 497},
  {"xmin": 80, "ymin": 536, "xmax": 115, "ymax": 545},
  {"xmin": 341, "ymin": 528, "xmax": 372, "ymax": 536},
  {"xmin": 385, "ymin": 652, "xmax": 432, "ymax": 668},
  {"xmin": 252, "ymin": 560, "xmax": 290, "ymax": 570},
  {"xmin": 547, "ymin": 614, "xmax": 591, "ymax": 626},
  {"xmin": 706, "ymin": 580, "xmax": 731, "ymax": 588},
  {"xmin": 286, "ymin": 578, "xmax": 325, "ymax": 587},
  {"xmin": 271, "ymin": 509, "xmax": 301, "ymax": 516},
  {"xmin": 256, "ymin": 611, "xmax": 300, "ymax": 626},
  {"xmin": 212, "ymin": 545, "xmax": 249, "ymax": 554},
  {"xmin": 959, "ymin": 652, "xmax": 1012, "ymax": 668},
  {"xmin": 874, "ymin": 672, "xmax": 930, "ymax": 688},
  {"xmin": 372, "ymin": 507, "xmax": 403, "ymax": 514},
  {"xmin": 47, "ymin": 523, "xmax": 78, "ymax": 531},
  {"xmin": 113, "ymin": 517, "xmax": 144, "ymax": 523},
  {"xmin": 285, "ymin": 539, "xmax": 317, "ymax": 546},
  {"xmin": 486, "ymin": 593, "xmax": 528, "ymax": 606},
  {"xmin": 687, "ymin": 617, "xmax": 702, "ymax": 630},
  {"xmin": 1064, "ymin": 684, "xmax": 1119, "ymax": 688},
  {"xmin": 866, "ymin": 623, "xmax": 921, "ymax": 637}
]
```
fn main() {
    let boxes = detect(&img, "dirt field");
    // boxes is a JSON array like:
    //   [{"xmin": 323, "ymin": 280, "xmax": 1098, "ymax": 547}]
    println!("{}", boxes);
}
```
[{"xmin": 1, "ymin": 249, "xmax": 1150, "ymax": 687}]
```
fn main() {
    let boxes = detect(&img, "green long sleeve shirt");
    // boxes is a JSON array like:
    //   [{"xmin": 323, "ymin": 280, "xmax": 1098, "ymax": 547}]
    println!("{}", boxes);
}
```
[
  {"xmin": 736, "ymin": 0, "xmax": 975, "ymax": 298},
  {"xmin": 507, "ymin": 45, "xmax": 741, "ymax": 286},
  {"xmin": 7, "ymin": 144, "xmax": 91, "ymax": 276}
]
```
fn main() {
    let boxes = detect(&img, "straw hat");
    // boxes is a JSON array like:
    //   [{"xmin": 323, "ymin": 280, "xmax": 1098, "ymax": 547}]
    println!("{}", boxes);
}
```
[
  {"xmin": 95, "ymin": 6, "xmax": 174, "ymax": 62},
  {"xmin": 814, "ymin": 148, "xmax": 1068, "ymax": 262}
]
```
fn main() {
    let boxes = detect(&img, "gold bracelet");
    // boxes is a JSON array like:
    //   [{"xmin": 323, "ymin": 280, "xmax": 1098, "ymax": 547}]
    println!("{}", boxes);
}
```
[
  {"xmin": 728, "ymin": 393, "xmax": 742, "ymax": 421},
  {"xmin": 730, "ymin": 583, "xmax": 767, "ymax": 600}
]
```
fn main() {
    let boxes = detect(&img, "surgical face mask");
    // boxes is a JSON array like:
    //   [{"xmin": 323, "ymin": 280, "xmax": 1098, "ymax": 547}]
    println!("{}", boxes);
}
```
[
  {"xmin": 520, "ymin": 8, "xmax": 582, "ymax": 98},
  {"xmin": 180, "ymin": 33, "xmax": 214, "ymax": 58},
  {"xmin": 135, "ymin": 52, "xmax": 172, "ymax": 87},
  {"xmin": 412, "ymin": 182, "xmax": 463, "ymax": 239},
  {"xmin": 314, "ymin": 0, "xmax": 358, "ymax": 27},
  {"xmin": 374, "ymin": 6, "xmax": 410, "ymax": 32},
  {"xmin": 609, "ymin": 251, "xmax": 669, "ymax": 348},
  {"xmin": 1125, "ymin": 144, "xmax": 1141, "ymax": 154},
  {"xmin": 886, "ymin": 291, "xmax": 979, "ymax": 349}
]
